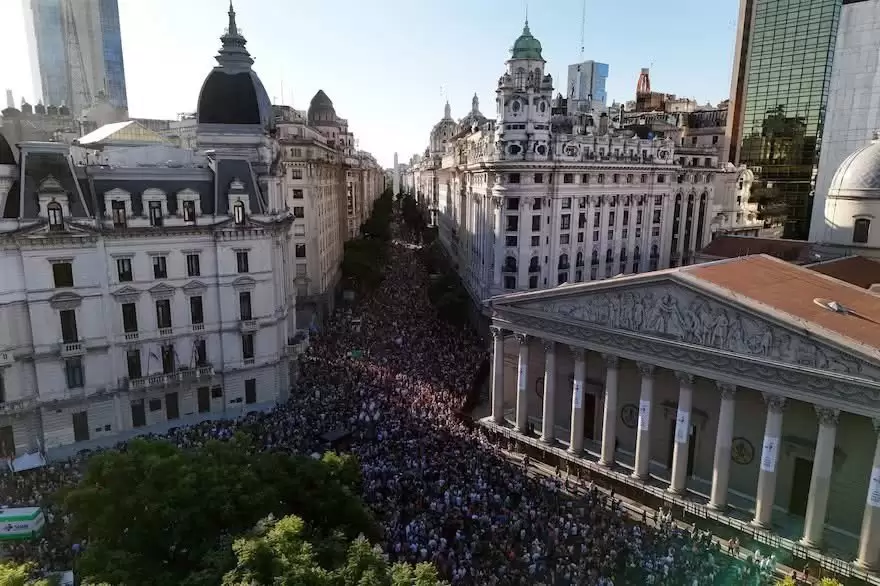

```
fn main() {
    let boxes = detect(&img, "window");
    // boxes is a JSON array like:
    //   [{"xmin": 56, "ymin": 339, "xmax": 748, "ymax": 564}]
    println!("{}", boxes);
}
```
[
  {"xmin": 291, "ymin": 168, "xmax": 303, "ymax": 180},
  {"xmin": 653, "ymin": 210, "xmax": 662, "ymax": 224},
  {"xmin": 854, "ymin": 218, "xmax": 871, "ymax": 244},
  {"xmin": 148, "ymin": 201, "xmax": 163, "ymax": 227},
  {"xmin": 122, "ymin": 303, "xmax": 138, "ymax": 333},
  {"xmin": 182, "ymin": 200, "xmax": 196, "ymax": 222},
  {"xmin": 534, "ymin": 173, "xmax": 544, "ymax": 184},
  {"xmin": 292, "ymin": 189, "xmax": 304, "ymax": 199},
  {"xmin": 505, "ymin": 216, "xmax": 518, "ymax": 232},
  {"xmin": 561, "ymin": 214, "xmax": 571, "ymax": 230},
  {"xmin": 652, "ymin": 226, "xmax": 660, "ymax": 237},
  {"xmin": 529, "ymin": 275, "xmax": 538, "ymax": 289},
  {"xmin": 562, "ymin": 198, "xmax": 572, "ymax": 209},
  {"xmin": 161, "ymin": 344, "xmax": 175, "ymax": 374},
  {"xmin": 577, "ymin": 232, "xmax": 584, "ymax": 243},
  {"xmin": 156, "ymin": 299, "xmax": 172, "ymax": 329},
  {"xmin": 508, "ymin": 173, "xmax": 521, "ymax": 184},
  {"xmin": 52, "ymin": 262, "xmax": 73, "ymax": 288},
  {"xmin": 607, "ymin": 230, "xmax": 613, "ymax": 240},
  {"xmin": 506, "ymin": 197, "xmax": 519, "ymax": 210},
  {"xmin": 578, "ymin": 213, "xmax": 586, "ymax": 229},
  {"xmin": 712, "ymin": 135, "xmax": 719, "ymax": 145},
  {"xmin": 592, "ymin": 230, "xmax": 599, "ymax": 242},
  {"xmin": 640, "ymin": 174, "xmax": 647, "ymax": 184},
  {"xmin": 532, "ymin": 198, "xmax": 542, "ymax": 210},
  {"xmin": 612, "ymin": 174, "xmax": 620, "ymax": 184},
  {"xmin": 233, "ymin": 201, "xmax": 245, "ymax": 224},
  {"xmin": 623, "ymin": 210, "xmax": 629, "ymax": 225},
  {"xmin": 64, "ymin": 358, "xmax": 84, "ymax": 389},
  {"xmin": 47, "ymin": 202, "xmax": 63, "ymax": 229},
  {"xmin": 560, "ymin": 234, "xmax": 570, "ymax": 244},
  {"xmin": 531, "ymin": 215, "xmax": 541, "ymax": 231},
  {"xmin": 152, "ymin": 256, "xmax": 167, "ymax": 279},
  {"xmin": 60, "ymin": 309, "xmax": 78, "ymax": 343},
  {"xmin": 609, "ymin": 211, "xmax": 616, "ymax": 225},
  {"xmin": 655, "ymin": 194, "xmax": 662, "ymax": 206},
  {"xmin": 597, "ymin": 174, "xmax": 605, "ymax": 184},
  {"xmin": 657, "ymin": 174, "xmax": 666, "ymax": 183},
  {"xmin": 186, "ymin": 254, "xmax": 200, "ymax": 277},
  {"xmin": 126, "ymin": 349, "xmax": 142, "ymax": 379},
  {"xmin": 239, "ymin": 291, "xmax": 252, "ymax": 321},
  {"xmin": 591, "ymin": 250, "xmax": 599, "ymax": 265},
  {"xmin": 530, "ymin": 235, "xmax": 540, "ymax": 247},
  {"xmin": 190, "ymin": 296, "xmax": 204, "ymax": 325},
  {"xmin": 236, "ymin": 251, "xmax": 249, "ymax": 273},
  {"xmin": 211, "ymin": 386, "xmax": 223, "ymax": 399},
  {"xmin": 581, "ymin": 174, "xmax": 589, "ymax": 184},
  {"xmin": 0, "ymin": 373, "xmax": 4, "ymax": 403},
  {"xmin": 245, "ymin": 379, "xmax": 257, "ymax": 404},
  {"xmin": 149, "ymin": 399, "xmax": 162, "ymax": 412},
  {"xmin": 606, "ymin": 249, "xmax": 613, "ymax": 263},
  {"xmin": 112, "ymin": 200, "xmax": 126, "ymax": 227},
  {"xmin": 295, "ymin": 244, "xmax": 306, "ymax": 258},
  {"xmin": 626, "ymin": 174, "xmax": 633, "ymax": 184},
  {"xmin": 557, "ymin": 272, "xmax": 568, "ymax": 285},
  {"xmin": 194, "ymin": 339, "xmax": 207, "ymax": 366},
  {"xmin": 503, "ymin": 275, "xmax": 516, "ymax": 290},
  {"xmin": 117, "ymin": 258, "xmax": 133, "ymax": 282},
  {"xmin": 636, "ymin": 210, "xmax": 643, "ymax": 225},
  {"xmin": 293, "ymin": 206, "xmax": 305, "ymax": 218},
  {"xmin": 593, "ymin": 211, "xmax": 600, "ymax": 226},
  {"xmin": 242, "ymin": 333, "xmax": 255, "ymax": 360},
  {"xmin": 505, "ymin": 236, "xmax": 517, "ymax": 247},
  {"xmin": 563, "ymin": 173, "xmax": 573, "ymax": 184}
]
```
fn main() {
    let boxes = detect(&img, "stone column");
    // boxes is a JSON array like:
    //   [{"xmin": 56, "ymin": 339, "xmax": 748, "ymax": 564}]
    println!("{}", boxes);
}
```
[
  {"xmin": 113, "ymin": 394, "xmax": 125, "ymax": 433},
  {"xmin": 492, "ymin": 195, "xmax": 504, "ymax": 287},
  {"xmin": 801, "ymin": 406, "xmax": 840, "ymax": 548},
  {"xmin": 632, "ymin": 362, "xmax": 655, "ymax": 480},
  {"xmin": 515, "ymin": 333, "xmax": 529, "ymax": 433},
  {"xmin": 568, "ymin": 346, "xmax": 587, "ymax": 455},
  {"xmin": 752, "ymin": 393, "xmax": 787, "ymax": 528},
  {"xmin": 668, "ymin": 371, "xmax": 694, "ymax": 494},
  {"xmin": 541, "ymin": 340, "xmax": 556, "ymax": 443},
  {"xmin": 708, "ymin": 383, "xmax": 737, "ymax": 511},
  {"xmin": 489, "ymin": 326, "xmax": 506, "ymax": 423},
  {"xmin": 599, "ymin": 354, "xmax": 619, "ymax": 467},
  {"xmin": 856, "ymin": 419, "xmax": 880, "ymax": 571}
]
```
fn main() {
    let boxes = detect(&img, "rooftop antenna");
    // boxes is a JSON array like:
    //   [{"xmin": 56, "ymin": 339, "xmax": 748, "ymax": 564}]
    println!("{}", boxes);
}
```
[
  {"xmin": 579, "ymin": 0, "xmax": 586, "ymax": 61},
  {"xmin": 525, "ymin": 0, "xmax": 528, "ymax": 22}
]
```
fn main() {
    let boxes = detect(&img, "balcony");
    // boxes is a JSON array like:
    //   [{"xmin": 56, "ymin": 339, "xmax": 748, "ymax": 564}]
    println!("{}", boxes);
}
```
[
  {"xmin": 159, "ymin": 327, "xmax": 174, "ymax": 338},
  {"xmin": 125, "ymin": 365, "xmax": 214, "ymax": 391},
  {"xmin": 0, "ymin": 350, "xmax": 12, "ymax": 367},
  {"xmin": 124, "ymin": 332, "xmax": 139, "ymax": 342},
  {"xmin": 0, "ymin": 397, "xmax": 37, "ymax": 415},
  {"xmin": 192, "ymin": 323, "xmax": 205, "ymax": 333},
  {"xmin": 243, "ymin": 357, "xmax": 255, "ymax": 366},
  {"xmin": 59, "ymin": 341, "xmax": 85, "ymax": 357},
  {"xmin": 239, "ymin": 319, "xmax": 258, "ymax": 332}
]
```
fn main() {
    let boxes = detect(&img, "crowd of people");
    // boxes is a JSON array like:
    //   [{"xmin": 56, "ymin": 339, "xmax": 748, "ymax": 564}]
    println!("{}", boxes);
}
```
[{"xmin": 0, "ymin": 216, "xmax": 781, "ymax": 584}]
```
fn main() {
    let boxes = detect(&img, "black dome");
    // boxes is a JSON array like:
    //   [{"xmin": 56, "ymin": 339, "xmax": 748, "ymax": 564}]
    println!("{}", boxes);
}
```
[
  {"xmin": 308, "ymin": 90, "xmax": 338, "ymax": 126},
  {"xmin": 197, "ymin": 69, "xmax": 272, "ymax": 127},
  {"xmin": 0, "ymin": 134, "xmax": 16, "ymax": 165}
]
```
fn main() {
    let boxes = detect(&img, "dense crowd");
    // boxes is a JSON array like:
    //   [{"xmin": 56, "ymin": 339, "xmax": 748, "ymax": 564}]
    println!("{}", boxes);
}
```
[{"xmin": 0, "ymin": 217, "xmax": 778, "ymax": 584}]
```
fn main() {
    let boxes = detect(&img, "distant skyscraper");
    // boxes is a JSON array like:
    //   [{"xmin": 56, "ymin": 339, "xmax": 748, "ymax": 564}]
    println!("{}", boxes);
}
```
[
  {"xmin": 24, "ymin": 0, "xmax": 128, "ymax": 115},
  {"xmin": 566, "ymin": 60, "xmax": 608, "ymax": 112},
  {"xmin": 726, "ymin": 0, "xmax": 842, "ymax": 239}
]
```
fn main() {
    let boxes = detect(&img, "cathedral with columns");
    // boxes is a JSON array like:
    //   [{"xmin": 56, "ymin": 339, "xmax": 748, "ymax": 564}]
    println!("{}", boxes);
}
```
[{"xmin": 481, "ymin": 252, "xmax": 880, "ymax": 570}]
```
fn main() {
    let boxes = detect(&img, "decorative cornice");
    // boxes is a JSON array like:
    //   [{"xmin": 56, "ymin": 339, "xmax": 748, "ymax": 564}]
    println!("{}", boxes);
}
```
[
  {"xmin": 675, "ymin": 371, "xmax": 695, "ymax": 385},
  {"xmin": 716, "ymin": 382, "xmax": 737, "ymax": 400},
  {"xmin": 637, "ymin": 361, "xmax": 655, "ymax": 376},
  {"xmin": 48, "ymin": 291, "xmax": 82, "ymax": 309},
  {"xmin": 602, "ymin": 353, "xmax": 619, "ymax": 368},
  {"xmin": 762, "ymin": 392, "xmax": 788, "ymax": 413},
  {"xmin": 513, "ymin": 332, "xmax": 529, "ymax": 344},
  {"xmin": 148, "ymin": 282, "xmax": 176, "ymax": 299}
]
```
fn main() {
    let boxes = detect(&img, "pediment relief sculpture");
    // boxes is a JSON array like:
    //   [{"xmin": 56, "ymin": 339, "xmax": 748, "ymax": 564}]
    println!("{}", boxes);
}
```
[{"xmin": 512, "ymin": 282, "xmax": 874, "ymax": 378}]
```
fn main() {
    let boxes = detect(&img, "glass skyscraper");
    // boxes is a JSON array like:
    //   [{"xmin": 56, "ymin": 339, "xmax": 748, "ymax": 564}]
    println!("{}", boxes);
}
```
[
  {"xmin": 25, "ymin": 0, "xmax": 128, "ymax": 114},
  {"xmin": 727, "ymin": 0, "xmax": 842, "ymax": 239},
  {"xmin": 566, "ymin": 61, "xmax": 609, "ymax": 109}
]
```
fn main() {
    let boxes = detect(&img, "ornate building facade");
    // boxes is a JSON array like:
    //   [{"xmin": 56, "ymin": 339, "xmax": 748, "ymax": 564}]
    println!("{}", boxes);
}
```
[
  {"xmin": 0, "ymin": 4, "xmax": 297, "ymax": 457},
  {"xmin": 408, "ymin": 24, "xmax": 717, "ymax": 304}
]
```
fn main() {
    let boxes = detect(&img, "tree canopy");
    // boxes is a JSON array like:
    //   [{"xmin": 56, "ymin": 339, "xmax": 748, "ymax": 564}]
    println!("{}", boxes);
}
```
[
  {"xmin": 0, "ymin": 562, "xmax": 59, "ymax": 586},
  {"xmin": 343, "ymin": 189, "xmax": 394, "ymax": 290},
  {"xmin": 59, "ymin": 436, "xmax": 418, "ymax": 586}
]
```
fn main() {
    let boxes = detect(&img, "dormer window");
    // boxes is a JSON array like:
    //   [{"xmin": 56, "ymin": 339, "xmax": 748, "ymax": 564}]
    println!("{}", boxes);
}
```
[
  {"xmin": 47, "ymin": 202, "xmax": 63, "ymax": 230},
  {"xmin": 233, "ymin": 200, "xmax": 245, "ymax": 225},
  {"xmin": 111, "ymin": 200, "xmax": 127, "ymax": 227},
  {"xmin": 182, "ymin": 200, "xmax": 196, "ymax": 222},
  {"xmin": 148, "ymin": 201, "xmax": 163, "ymax": 227}
]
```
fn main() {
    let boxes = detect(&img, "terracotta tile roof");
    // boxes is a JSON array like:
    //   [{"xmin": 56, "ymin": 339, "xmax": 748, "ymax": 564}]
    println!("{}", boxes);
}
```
[
  {"xmin": 699, "ymin": 235, "xmax": 813, "ymax": 263},
  {"xmin": 807, "ymin": 256, "xmax": 880, "ymax": 290},
  {"xmin": 685, "ymin": 255, "xmax": 880, "ymax": 352}
]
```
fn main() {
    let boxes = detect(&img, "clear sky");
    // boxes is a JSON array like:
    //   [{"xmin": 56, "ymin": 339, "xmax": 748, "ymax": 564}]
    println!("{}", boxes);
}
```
[{"xmin": 0, "ymin": 0, "xmax": 739, "ymax": 168}]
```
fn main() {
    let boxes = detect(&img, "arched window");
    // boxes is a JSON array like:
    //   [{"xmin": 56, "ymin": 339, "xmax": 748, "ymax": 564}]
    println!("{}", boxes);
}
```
[
  {"xmin": 605, "ymin": 249, "xmax": 613, "ymax": 263},
  {"xmin": 529, "ymin": 256, "xmax": 540, "ymax": 272},
  {"xmin": 558, "ymin": 253, "xmax": 569, "ymax": 269},
  {"xmin": 576, "ymin": 251, "xmax": 584, "ymax": 267},
  {"xmin": 503, "ymin": 256, "xmax": 518, "ymax": 272},
  {"xmin": 620, "ymin": 247, "xmax": 627, "ymax": 262},
  {"xmin": 233, "ymin": 200, "xmax": 245, "ymax": 224},
  {"xmin": 591, "ymin": 250, "xmax": 599, "ymax": 264},
  {"xmin": 47, "ymin": 202, "xmax": 63, "ymax": 230},
  {"xmin": 854, "ymin": 218, "xmax": 871, "ymax": 244},
  {"xmin": 634, "ymin": 245, "xmax": 641, "ymax": 260},
  {"xmin": 650, "ymin": 244, "xmax": 659, "ymax": 258}
]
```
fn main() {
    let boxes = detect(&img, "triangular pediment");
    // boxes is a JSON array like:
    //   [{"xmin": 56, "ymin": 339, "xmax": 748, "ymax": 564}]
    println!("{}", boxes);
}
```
[
  {"xmin": 495, "ymin": 276, "xmax": 879, "ymax": 381},
  {"xmin": 148, "ymin": 282, "xmax": 176, "ymax": 298},
  {"xmin": 182, "ymin": 280, "xmax": 207, "ymax": 293},
  {"xmin": 48, "ymin": 291, "xmax": 82, "ymax": 309},
  {"xmin": 232, "ymin": 276, "xmax": 256, "ymax": 289},
  {"xmin": 111, "ymin": 285, "xmax": 141, "ymax": 298}
]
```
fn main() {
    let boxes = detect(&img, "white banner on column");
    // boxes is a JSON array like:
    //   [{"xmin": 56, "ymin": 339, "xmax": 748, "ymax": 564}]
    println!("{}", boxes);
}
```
[
  {"xmin": 518, "ymin": 368, "xmax": 526, "ymax": 391},
  {"xmin": 573, "ymin": 380, "xmax": 583, "ymax": 409},
  {"xmin": 760, "ymin": 436, "xmax": 779, "ymax": 472},
  {"xmin": 638, "ymin": 400, "xmax": 651, "ymax": 431},
  {"xmin": 868, "ymin": 468, "xmax": 880, "ymax": 508},
  {"xmin": 674, "ymin": 410, "xmax": 690, "ymax": 443}
]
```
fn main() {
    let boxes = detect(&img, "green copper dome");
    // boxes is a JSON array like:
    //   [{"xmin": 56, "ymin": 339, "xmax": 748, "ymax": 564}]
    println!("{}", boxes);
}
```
[{"xmin": 511, "ymin": 22, "xmax": 543, "ymax": 60}]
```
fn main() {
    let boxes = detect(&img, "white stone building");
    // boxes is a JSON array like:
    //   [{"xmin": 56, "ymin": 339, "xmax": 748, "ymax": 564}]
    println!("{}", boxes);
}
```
[
  {"xmin": 709, "ymin": 165, "xmax": 763, "ymax": 238},
  {"xmin": 409, "ymin": 23, "xmax": 717, "ymax": 304},
  {"xmin": 483, "ymin": 253, "xmax": 880, "ymax": 569},
  {"xmin": 0, "ymin": 3, "xmax": 296, "ymax": 457}
]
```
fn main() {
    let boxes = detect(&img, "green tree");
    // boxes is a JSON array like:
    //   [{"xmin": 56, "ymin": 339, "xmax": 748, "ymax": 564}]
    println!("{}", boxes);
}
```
[
  {"xmin": 0, "ymin": 562, "xmax": 59, "ymax": 586},
  {"xmin": 63, "ymin": 438, "xmax": 375, "ymax": 586},
  {"xmin": 223, "ymin": 515, "xmax": 447, "ymax": 586}
]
